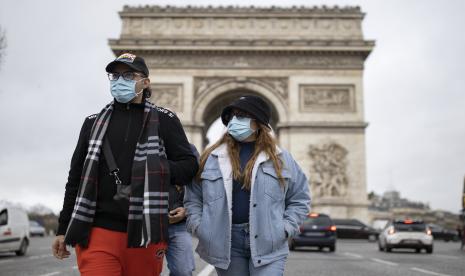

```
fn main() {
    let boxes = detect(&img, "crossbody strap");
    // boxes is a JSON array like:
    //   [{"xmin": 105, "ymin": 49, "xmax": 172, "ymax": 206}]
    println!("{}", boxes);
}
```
[{"xmin": 102, "ymin": 137, "xmax": 122, "ymax": 185}]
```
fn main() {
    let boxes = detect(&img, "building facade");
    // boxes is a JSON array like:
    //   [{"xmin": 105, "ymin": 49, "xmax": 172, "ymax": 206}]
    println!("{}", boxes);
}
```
[
  {"xmin": 109, "ymin": 5, "xmax": 374, "ymax": 221},
  {"xmin": 368, "ymin": 190, "xmax": 461, "ymax": 229}
]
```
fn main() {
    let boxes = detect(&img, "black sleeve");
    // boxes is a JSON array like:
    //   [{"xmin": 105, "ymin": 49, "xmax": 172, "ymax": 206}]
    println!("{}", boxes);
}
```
[
  {"xmin": 158, "ymin": 110, "xmax": 199, "ymax": 186},
  {"xmin": 56, "ymin": 117, "xmax": 94, "ymax": 235}
]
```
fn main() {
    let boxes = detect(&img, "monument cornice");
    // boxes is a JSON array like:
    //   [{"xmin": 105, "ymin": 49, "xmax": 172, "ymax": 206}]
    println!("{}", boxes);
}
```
[
  {"xmin": 107, "ymin": 49, "xmax": 369, "ymax": 70},
  {"xmin": 120, "ymin": 5, "xmax": 364, "ymax": 19},
  {"xmin": 109, "ymin": 39, "xmax": 374, "ymax": 55}
]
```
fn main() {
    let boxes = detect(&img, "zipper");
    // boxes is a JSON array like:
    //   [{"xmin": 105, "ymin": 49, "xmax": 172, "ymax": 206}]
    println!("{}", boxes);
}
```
[{"xmin": 124, "ymin": 104, "xmax": 132, "ymax": 143}]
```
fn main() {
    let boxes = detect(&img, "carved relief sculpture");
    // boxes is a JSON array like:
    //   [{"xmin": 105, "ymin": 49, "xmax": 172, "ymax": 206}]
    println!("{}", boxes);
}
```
[
  {"xmin": 300, "ymin": 85, "xmax": 355, "ymax": 112},
  {"xmin": 145, "ymin": 54, "xmax": 364, "ymax": 70},
  {"xmin": 308, "ymin": 143, "xmax": 349, "ymax": 198},
  {"xmin": 150, "ymin": 84, "xmax": 183, "ymax": 112}
]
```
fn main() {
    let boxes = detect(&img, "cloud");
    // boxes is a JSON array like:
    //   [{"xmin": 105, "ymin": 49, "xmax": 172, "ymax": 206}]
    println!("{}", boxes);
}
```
[{"xmin": 0, "ymin": 0, "xmax": 463, "ymax": 214}]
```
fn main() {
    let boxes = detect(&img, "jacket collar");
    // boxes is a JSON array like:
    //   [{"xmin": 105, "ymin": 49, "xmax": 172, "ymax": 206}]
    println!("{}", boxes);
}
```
[{"xmin": 113, "ymin": 99, "xmax": 145, "ymax": 110}]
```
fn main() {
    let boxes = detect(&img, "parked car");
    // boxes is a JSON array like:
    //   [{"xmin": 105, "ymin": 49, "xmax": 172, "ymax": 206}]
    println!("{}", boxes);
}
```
[
  {"xmin": 29, "ymin": 220, "xmax": 46, "ymax": 237},
  {"xmin": 378, "ymin": 219, "xmax": 433, "ymax": 253},
  {"xmin": 427, "ymin": 224, "xmax": 459, "ymax": 242},
  {"xmin": 289, "ymin": 213, "xmax": 337, "ymax": 252},
  {"xmin": 0, "ymin": 206, "xmax": 30, "ymax": 256},
  {"xmin": 332, "ymin": 218, "xmax": 379, "ymax": 241}
]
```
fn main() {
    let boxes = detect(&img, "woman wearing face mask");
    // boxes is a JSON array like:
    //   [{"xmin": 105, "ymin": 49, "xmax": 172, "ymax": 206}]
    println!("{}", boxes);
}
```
[{"xmin": 185, "ymin": 95, "xmax": 311, "ymax": 276}]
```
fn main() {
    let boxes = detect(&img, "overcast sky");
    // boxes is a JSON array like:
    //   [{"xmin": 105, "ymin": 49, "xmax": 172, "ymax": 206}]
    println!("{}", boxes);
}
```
[{"xmin": 0, "ymin": 0, "xmax": 464, "ymax": 215}]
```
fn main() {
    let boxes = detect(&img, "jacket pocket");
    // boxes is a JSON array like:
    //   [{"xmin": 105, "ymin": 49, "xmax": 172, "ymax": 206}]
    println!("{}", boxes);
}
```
[
  {"xmin": 200, "ymin": 170, "xmax": 225, "ymax": 204},
  {"xmin": 262, "ymin": 165, "xmax": 290, "ymax": 201},
  {"xmin": 275, "ymin": 219, "xmax": 287, "ymax": 249},
  {"xmin": 268, "ymin": 210, "xmax": 287, "ymax": 252}
]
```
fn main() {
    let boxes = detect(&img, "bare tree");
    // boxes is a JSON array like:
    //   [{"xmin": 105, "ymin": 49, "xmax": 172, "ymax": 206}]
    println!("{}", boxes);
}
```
[{"xmin": 0, "ymin": 25, "xmax": 6, "ymax": 69}]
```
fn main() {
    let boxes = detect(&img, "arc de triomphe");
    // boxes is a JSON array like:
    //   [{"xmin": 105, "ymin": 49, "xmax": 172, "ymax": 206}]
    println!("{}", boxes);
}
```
[{"xmin": 109, "ymin": 6, "xmax": 374, "ymax": 221}]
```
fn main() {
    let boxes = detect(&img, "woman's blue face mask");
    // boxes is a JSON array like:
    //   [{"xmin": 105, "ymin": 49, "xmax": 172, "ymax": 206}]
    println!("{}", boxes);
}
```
[
  {"xmin": 110, "ymin": 77, "xmax": 145, "ymax": 103},
  {"xmin": 227, "ymin": 116, "xmax": 256, "ymax": 142}
]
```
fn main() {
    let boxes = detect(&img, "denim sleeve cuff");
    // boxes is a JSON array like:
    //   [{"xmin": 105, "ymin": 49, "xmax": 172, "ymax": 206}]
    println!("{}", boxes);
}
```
[{"xmin": 284, "ymin": 221, "xmax": 295, "ymax": 238}]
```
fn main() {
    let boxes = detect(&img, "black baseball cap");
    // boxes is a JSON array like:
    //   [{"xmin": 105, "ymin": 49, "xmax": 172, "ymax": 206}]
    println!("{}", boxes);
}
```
[
  {"xmin": 221, "ymin": 95, "xmax": 271, "ymax": 128},
  {"xmin": 105, "ymin": 53, "xmax": 149, "ymax": 76}
]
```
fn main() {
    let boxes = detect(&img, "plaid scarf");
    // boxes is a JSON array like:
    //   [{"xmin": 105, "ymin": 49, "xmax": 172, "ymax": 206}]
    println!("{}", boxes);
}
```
[{"xmin": 64, "ymin": 100, "xmax": 170, "ymax": 248}]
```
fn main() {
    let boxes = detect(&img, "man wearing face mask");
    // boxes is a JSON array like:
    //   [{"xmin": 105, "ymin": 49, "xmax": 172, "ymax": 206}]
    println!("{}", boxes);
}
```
[{"xmin": 52, "ymin": 53, "xmax": 199, "ymax": 276}]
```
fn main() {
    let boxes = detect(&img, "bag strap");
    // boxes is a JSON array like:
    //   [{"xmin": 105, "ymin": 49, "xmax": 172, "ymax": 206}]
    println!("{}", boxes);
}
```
[{"xmin": 103, "ymin": 137, "xmax": 122, "ymax": 185}]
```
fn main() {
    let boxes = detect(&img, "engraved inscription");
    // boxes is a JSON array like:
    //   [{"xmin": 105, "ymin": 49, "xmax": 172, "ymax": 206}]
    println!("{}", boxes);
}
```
[
  {"xmin": 122, "ymin": 17, "xmax": 363, "ymax": 39},
  {"xmin": 146, "ymin": 54, "xmax": 364, "ymax": 70}
]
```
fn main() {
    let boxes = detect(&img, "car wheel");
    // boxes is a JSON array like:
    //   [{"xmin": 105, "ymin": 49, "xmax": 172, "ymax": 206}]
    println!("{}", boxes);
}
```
[
  {"xmin": 289, "ymin": 239, "xmax": 295, "ymax": 251},
  {"xmin": 318, "ymin": 246, "xmax": 323, "ymax": 252},
  {"xmin": 415, "ymin": 248, "xmax": 421, "ymax": 253},
  {"xmin": 426, "ymin": 246, "xmax": 433, "ymax": 254},
  {"xmin": 329, "ymin": 245, "xmax": 336, "ymax": 252},
  {"xmin": 385, "ymin": 246, "xmax": 392, "ymax": 253},
  {"xmin": 15, "ymin": 239, "xmax": 28, "ymax": 256}
]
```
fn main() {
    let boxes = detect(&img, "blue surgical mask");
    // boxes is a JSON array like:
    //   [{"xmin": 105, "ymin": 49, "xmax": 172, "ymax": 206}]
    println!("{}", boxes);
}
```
[
  {"xmin": 227, "ymin": 116, "xmax": 256, "ymax": 141},
  {"xmin": 110, "ymin": 78, "xmax": 145, "ymax": 103}
]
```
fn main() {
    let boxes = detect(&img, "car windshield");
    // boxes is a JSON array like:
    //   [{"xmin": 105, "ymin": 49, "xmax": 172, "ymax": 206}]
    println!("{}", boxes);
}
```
[
  {"xmin": 304, "ymin": 216, "xmax": 332, "ymax": 226},
  {"xmin": 394, "ymin": 222, "xmax": 426, "ymax": 232},
  {"xmin": 428, "ymin": 224, "xmax": 442, "ymax": 230},
  {"xmin": 333, "ymin": 219, "xmax": 364, "ymax": 226},
  {"xmin": 0, "ymin": 209, "xmax": 7, "ymax": 226}
]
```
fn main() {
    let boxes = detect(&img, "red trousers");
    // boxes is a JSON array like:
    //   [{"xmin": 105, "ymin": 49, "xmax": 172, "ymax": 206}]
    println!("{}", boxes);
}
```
[{"xmin": 75, "ymin": 227, "xmax": 167, "ymax": 276}]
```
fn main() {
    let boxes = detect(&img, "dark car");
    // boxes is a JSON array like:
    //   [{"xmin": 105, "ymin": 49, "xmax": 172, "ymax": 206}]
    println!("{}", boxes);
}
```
[
  {"xmin": 332, "ymin": 219, "xmax": 379, "ymax": 241},
  {"xmin": 289, "ymin": 213, "xmax": 337, "ymax": 252},
  {"xmin": 29, "ymin": 220, "xmax": 46, "ymax": 237},
  {"xmin": 427, "ymin": 224, "xmax": 459, "ymax": 242}
]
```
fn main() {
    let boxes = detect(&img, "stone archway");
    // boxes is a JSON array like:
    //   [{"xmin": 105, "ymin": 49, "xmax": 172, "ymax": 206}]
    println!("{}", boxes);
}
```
[{"xmin": 109, "ymin": 5, "xmax": 374, "ymax": 223}]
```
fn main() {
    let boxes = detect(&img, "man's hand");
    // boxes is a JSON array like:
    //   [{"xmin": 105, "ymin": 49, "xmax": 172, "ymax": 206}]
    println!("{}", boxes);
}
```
[
  {"xmin": 168, "ymin": 207, "xmax": 186, "ymax": 224},
  {"xmin": 52, "ymin": 235, "xmax": 71, "ymax": 260}
]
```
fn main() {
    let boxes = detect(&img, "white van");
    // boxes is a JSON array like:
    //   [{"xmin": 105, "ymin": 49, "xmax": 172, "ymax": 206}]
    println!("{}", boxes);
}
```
[{"xmin": 0, "ymin": 205, "xmax": 30, "ymax": 256}]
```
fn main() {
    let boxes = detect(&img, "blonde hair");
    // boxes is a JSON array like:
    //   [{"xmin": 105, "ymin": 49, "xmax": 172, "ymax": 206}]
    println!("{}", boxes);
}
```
[{"xmin": 197, "ymin": 124, "xmax": 285, "ymax": 190}]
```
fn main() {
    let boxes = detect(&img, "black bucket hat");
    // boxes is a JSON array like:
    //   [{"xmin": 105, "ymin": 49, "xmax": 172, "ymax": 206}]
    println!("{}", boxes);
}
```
[
  {"xmin": 105, "ymin": 53, "xmax": 149, "ymax": 76},
  {"xmin": 221, "ymin": 95, "xmax": 271, "ymax": 128}
]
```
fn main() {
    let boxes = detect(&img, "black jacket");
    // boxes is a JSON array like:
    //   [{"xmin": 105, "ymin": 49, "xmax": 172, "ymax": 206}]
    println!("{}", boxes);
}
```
[
  {"xmin": 168, "ymin": 144, "xmax": 200, "ymax": 225},
  {"xmin": 57, "ymin": 101, "xmax": 198, "ymax": 235}
]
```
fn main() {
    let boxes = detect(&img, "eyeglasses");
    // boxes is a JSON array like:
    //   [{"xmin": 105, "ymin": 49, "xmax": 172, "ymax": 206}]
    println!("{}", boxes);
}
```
[{"xmin": 107, "ymin": 71, "xmax": 145, "ymax": 81}]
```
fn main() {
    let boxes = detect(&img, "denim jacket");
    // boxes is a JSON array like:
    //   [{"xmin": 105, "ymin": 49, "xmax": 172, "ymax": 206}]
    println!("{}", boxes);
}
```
[{"xmin": 184, "ymin": 144, "xmax": 311, "ymax": 269}]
